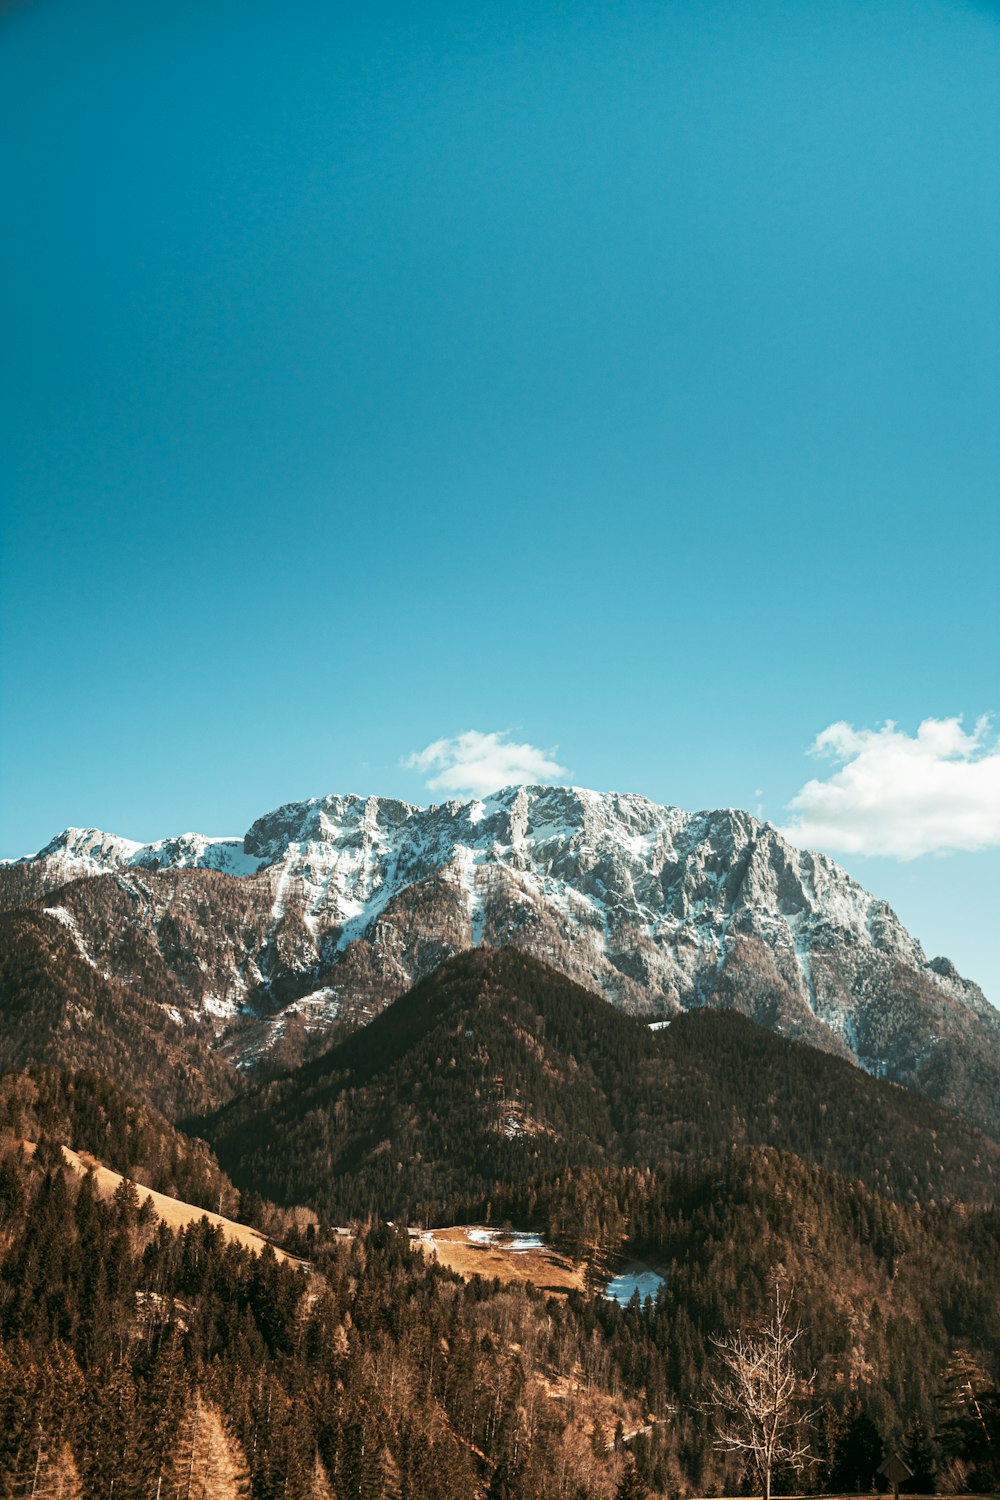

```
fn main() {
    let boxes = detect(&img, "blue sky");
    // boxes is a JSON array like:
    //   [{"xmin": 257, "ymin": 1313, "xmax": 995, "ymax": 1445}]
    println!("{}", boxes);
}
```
[{"xmin": 1, "ymin": 0, "xmax": 998, "ymax": 998}]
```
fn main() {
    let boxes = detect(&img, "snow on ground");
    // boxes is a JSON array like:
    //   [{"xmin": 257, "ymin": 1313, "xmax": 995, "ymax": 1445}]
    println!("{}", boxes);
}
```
[
  {"xmin": 43, "ymin": 904, "xmax": 79, "ymax": 931},
  {"xmin": 16, "ymin": 787, "xmax": 956, "ymax": 1033},
  {"xmin": 451, "ymin": 844, "xmax": 487, "ymax": 945},
  {"xmin": 202, "ymin": 995, "xmax": 239, "ymax": 1020},
  {"xmin": 196, "ymin": 839, "xmax": 267, "ymax": 876},
  {"xmin": 603, "ymin": 1268, "xmax": 666, "ymax": 1306},
  {"xmin": 647, "ymin": 1019, "xmax": 671, "ymax": 1031},
  {"xmin": 421, "ymin": 1227, "xmax": 664, "ymax": 1305},
  {"xmin": 465, "ymin": 1228, "xmax": 546, "ymax": 1251},
  {"xmin": 225, "ymin": 986, "xmax": 343, "ymax": 1068},
  {"xmin": 287, "ymin": 986, "xmax": 340, "ymax": 1014},
  {"xmin": 784, "ymin": 908, "xmax": 817, "ymax": 1008},
  {"xmin": 42, "ymin": 906, "xmax": 99, "ymax": 970},
  {"xmin": 414, "ymin": 1225, "xmax": 585, "ymax": 1294}
]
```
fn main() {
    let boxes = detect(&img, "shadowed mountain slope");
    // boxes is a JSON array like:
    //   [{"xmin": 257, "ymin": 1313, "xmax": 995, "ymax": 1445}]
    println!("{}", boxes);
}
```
[
  {"xmin": 0, "ymin": 906, "xmax": 239, "ymax": 1118},
  {"xmin": 202, "ymin": 948, "xmax": 1000, "ymax": 1223}
]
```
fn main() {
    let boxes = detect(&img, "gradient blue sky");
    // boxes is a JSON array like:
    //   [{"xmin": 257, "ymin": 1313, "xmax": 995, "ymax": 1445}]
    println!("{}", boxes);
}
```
[{"xmin": 2, "ymin": 0, "xmax": 998, "ymax": 997}]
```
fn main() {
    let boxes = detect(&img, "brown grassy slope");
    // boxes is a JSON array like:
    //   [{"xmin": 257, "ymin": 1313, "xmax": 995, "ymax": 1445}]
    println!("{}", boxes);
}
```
[
  {"xmin": 415, "ymin": 1225, "xmax": 585, "ymax": 1296},
  {"xmin": 19, "ymin": 1140, "xmax": 305, "ymax": 1265}
]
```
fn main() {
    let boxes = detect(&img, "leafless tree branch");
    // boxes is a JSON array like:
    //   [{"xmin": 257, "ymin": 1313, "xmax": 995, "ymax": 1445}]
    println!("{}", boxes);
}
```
[{"xmin": 707, "ymin": 1284, "xmax": 817, "ymax": 1500}]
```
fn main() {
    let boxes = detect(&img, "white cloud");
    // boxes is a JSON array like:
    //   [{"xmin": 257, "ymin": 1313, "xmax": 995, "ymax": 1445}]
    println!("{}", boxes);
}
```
[
  {"xmin": 404, "ymin": 729, "xmax": 568, "ymax": 799},
  {"xmin": 780, "ymin": 716, "xmax": 1000, "ymax": 859}
]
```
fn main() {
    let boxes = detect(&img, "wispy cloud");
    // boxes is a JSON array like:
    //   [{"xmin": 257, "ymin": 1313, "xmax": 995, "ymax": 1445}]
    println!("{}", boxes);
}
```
[
  {"xmin": 780, "ymin": 716, "xmax": 1000, "ymax": 859},
  {"xmin": 404, "ymin": 729, "xmax": 568, "ymax": 800}
]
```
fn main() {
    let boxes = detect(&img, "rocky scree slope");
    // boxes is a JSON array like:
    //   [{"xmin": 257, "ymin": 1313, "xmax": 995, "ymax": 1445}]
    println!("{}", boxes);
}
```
[{"xmin": 2, "ymin": 785, "xmax": 998, "ymax": 1135}]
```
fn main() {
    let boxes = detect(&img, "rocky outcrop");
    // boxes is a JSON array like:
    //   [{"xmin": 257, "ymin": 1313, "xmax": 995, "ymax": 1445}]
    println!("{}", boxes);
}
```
[{"xmin": 4, "ymin": 785, "xmax": 998, "ymax": 1135}]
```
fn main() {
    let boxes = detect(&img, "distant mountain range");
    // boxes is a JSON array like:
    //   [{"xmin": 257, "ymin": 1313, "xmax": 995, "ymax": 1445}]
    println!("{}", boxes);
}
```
[{"xmin": 3, "ymin": 784, "xmax": 998, "ymax": 1135}]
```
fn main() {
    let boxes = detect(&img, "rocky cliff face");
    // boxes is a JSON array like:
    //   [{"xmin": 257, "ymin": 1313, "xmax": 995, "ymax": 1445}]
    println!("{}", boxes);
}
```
[{"xmin": 4, "ymin": 785, "xmax": 998, "ymax": 1134}]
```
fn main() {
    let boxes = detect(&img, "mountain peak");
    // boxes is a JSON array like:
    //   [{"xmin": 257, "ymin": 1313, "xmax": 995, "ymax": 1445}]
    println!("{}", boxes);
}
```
[{"xmin": 4, "ymin": 782, "xmax": 997, "ymax": 1138}]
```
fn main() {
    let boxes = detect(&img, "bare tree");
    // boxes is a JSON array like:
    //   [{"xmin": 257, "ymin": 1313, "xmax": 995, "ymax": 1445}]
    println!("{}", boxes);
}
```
[
  {"xmin": 708, "ymin": 1286, "xmax": 815, "ymax": 1500},
  {"xmin": 163, "ymin": 1392, "xmax": 251, "ymax": 1500}
]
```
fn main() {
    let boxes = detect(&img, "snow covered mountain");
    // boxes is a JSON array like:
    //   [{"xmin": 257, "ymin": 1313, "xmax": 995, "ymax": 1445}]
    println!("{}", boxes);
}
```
[
  {"xmin": 26, "ymin": 826, "xmax": 265, "ymax": 877},
  {"xmin": 3, "ymin": 785, "xmax": 998, "ymax": 1135}
]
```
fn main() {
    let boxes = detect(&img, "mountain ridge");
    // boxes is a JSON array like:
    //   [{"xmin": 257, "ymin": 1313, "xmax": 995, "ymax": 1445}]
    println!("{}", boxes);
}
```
[
  {"xmin": 3, "ymin": 784, "xmax": 998, "ymax": 1137},
  {"xmin": 200, "ymin": 946, "xmax": 1000, "ymax": 1224}
]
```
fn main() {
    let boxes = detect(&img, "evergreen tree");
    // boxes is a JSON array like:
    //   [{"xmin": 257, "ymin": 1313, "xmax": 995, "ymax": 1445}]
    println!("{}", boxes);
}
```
[
  {"xmin": 903, "ymin": 1416, "xmax": 937, "ymax": 1494},
  {"xmin": 615, "ymin": 1455, "xmax": 648, "ymax": 1499},
  {"xmin": 829, "ymin": 1399, "xmax": 884, "ymax": 1493}
]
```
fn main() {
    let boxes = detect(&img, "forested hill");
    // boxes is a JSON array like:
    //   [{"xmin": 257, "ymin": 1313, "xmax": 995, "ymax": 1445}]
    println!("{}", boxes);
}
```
[
  {"xmin": 201, "ymin": 947, "xmax": 1000, "ymax": 1224},
  {"xmin": 0, "ymin": 1065, "xmax": 239, "ymax": 1215},
  {"xmin": 0, "ymin": 905, "xmax": 238, "ymax": 1118},
  {"xmin": 2, "ymin": 952, "xmax": 999, "ymax": 1497},
  {"xmin": 2, "ymin": 1126, "xmax": 999, "ymax": 1499}
]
